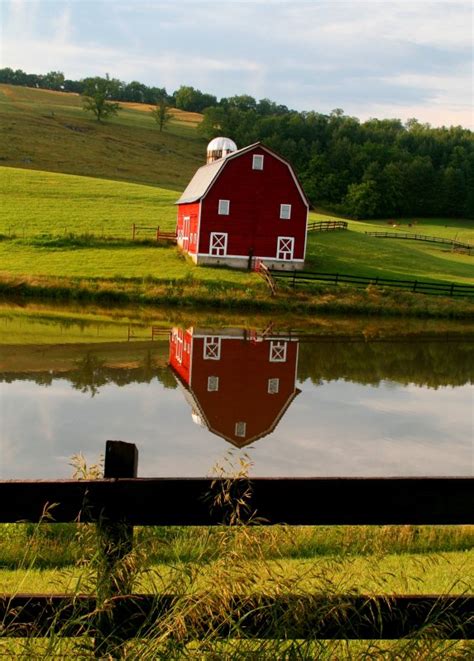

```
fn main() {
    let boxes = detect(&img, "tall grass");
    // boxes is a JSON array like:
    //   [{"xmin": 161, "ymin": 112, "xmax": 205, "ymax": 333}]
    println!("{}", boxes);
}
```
[{"xmin": 1, "ymin": 454, "xmax": 473, "ymax": 658}]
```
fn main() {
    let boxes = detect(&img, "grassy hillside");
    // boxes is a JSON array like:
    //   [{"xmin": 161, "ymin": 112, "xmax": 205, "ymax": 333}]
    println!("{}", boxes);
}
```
[
  {"xmin": 0, "ymin": 84, "xmax": 206, "ymax": 189},
  {"xmin": 1, "ymin": 167, "xmax": 472, "ymax": 288}
]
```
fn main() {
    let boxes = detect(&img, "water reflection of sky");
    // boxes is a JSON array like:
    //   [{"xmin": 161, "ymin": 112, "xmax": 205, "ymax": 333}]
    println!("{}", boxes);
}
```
[{"xmin": 1, "ymin": 376, "xmax": 472, "ymax": 479}]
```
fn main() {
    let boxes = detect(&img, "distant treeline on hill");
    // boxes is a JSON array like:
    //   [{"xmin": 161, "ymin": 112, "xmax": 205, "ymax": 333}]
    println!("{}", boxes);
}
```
[{"xmin": 2, "ymin": 67, "xmax": 473, "ymax": 219}]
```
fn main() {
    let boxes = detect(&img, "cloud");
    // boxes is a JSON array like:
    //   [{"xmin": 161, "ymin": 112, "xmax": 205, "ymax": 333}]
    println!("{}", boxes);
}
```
[{"xmin": 0, "ymin": 0, "xmax": 472, "ymax": 127}]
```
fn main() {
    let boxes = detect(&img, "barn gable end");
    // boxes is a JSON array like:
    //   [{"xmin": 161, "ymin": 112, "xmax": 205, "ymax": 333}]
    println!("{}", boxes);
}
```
[{"xmin": 176, "ymin": 141, "xmax": 309, "ymax": 270}]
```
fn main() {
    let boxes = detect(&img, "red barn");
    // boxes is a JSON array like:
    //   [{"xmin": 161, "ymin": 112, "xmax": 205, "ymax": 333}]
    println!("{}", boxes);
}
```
[
  {"xmin": 169, "ymin": 327, "xmax": 300, "ymax": 447},
  {"xmin": 176, "ymin": 139, "xmax": 309, "ymax": 270}
]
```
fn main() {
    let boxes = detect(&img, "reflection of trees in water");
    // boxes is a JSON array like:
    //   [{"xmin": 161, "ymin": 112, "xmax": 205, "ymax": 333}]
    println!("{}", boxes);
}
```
[
  {"xmin": 70, "ymin": 353, "xmax": 107, "ymax": 397},
  {"xmin": 1, "ymin": 340, "xmax": 472, "ymax": 392},
  {"xmin": 0, "ymin": 349, "xmax": 177, "ymax": 394},
  {"xmin": 297, "ymin": 341, "xmax": 474, "ymax": 388}
]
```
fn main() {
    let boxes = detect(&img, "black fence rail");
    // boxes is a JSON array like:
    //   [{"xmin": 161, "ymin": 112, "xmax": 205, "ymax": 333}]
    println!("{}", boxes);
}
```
[
  {"xmin": 307, "ymin": 220, "xmax": 348, "ymax": 232},
  {"xmin": 271, "ymin": 269, "xmax": 474, "ymax": 298},
  {"xmin": 366, "ymin": 231, "xmax": 473, "ymax": 252},
  {"xmin": 1, "ymin": 441, "xmax": 473, "ymax": 651}
]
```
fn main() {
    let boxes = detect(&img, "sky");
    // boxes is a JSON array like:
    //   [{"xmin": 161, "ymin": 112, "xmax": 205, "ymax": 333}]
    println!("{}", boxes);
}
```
[{"xmin": 0, "ymin": 0, "xmax": 472, "ymax": 128}]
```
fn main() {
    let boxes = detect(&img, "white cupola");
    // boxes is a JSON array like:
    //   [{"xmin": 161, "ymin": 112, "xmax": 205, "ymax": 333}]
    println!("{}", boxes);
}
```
[{"xmin": 206, "ymin": 136, "xmax": 237, "ymax": 163}]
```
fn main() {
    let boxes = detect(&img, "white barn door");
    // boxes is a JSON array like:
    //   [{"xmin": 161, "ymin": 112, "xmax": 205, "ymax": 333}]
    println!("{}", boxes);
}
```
[
  {"xmin": 277, "ymin": 236, "xmax": 294, "ymax": 260},
  {"xmin": 183, "ymin": 216, "xmax": 190, "ymax": 251},
  {"xmin": 210, "ymin": 232, "xmax": 228, "ymax": 256}
]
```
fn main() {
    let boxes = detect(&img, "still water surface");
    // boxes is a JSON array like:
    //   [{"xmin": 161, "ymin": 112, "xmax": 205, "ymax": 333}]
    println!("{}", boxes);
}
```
[{"xmin": 0, "ymin": 311, "xmax": 472, "ymax": 479}]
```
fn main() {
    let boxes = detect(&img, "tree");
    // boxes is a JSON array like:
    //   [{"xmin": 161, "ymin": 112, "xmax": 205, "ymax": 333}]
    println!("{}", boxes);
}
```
[
  {"xmin": 151, "ymin": 98, "xmax": 172, "ymax": 132},
  {"xmin": 41, "ymin": 71, "xmax": 65, "ymax": 91},
  {"xmin": 81, "ymin": 74, "xmax": 120, "ymax": 122},
  {"xmin": 344, "ymin": 180, "xmax": 381, "ymax": 218}
]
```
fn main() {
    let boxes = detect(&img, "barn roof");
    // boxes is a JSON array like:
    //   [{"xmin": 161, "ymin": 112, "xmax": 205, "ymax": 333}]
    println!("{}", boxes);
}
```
[{"xmin": 175, "ymin": 142, "xmax": 309, "ymax": 207}]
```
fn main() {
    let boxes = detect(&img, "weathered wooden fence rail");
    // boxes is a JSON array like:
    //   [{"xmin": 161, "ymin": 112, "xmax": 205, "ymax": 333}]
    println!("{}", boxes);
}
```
[
  {"xmin": 253, "ymin": 259, "xmax": 277, "ymax": 295},
  {"xmin": 307, "ymin": 220, "xmax": 348, "ymax": 232},
  {"xmin": 131, "ymin": 224, "xmax": 176, "ymax": 242},
  {"xmin": 1, "ymin": 441, "xmax": 473, "ymax": 648},
  {"xmin": 270, "ymin": 269, "xmax": 474, "ymax": 298},
  {"xmin": 365, "ymin": 231, "xmax": 473, "ymax": 252}
]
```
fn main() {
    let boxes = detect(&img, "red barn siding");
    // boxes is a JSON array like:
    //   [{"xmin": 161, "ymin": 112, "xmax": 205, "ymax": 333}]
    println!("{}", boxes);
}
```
[
  {"xmin": 198, "ymin": 146, "xmax": 306, "ymax": 260},
  {"xmin": 169, "ymin": 328, "xmax": 299, "ymax": 447},
  {"xmin": 176, "ymin": 202, "xmax": 200, "ymax": 254}
]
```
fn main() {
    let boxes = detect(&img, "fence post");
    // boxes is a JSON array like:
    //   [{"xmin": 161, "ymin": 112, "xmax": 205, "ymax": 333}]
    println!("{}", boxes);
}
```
[
  {"xmin": 413, "ymin": 281, "xmax": 418, "ymax": 293},
  {"xmin": 292, "ymin": 269, "xmax": 297, "ymax": 289},
  {"xmin": 156, "ymin": 226, "xmax": 160, "ymax": 242},
  {"xmin": 95, "ymin": 441, "xmax": 139, "ymax": 658},
  {"xmin": 132, "ymin": 223, "xmax": 136, "ymax": 241}
]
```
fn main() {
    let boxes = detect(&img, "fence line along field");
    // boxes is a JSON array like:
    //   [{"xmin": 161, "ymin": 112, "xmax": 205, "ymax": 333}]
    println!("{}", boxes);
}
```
[{"xmin": 1, "ymin": 167, "xmax": 473, "ymax": 291}]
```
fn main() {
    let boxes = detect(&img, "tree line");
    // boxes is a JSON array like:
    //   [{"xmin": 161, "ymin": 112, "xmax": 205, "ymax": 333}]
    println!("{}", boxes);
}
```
[
  {"xmin": 2, "ymin": 67, "xmax": 473, "ymax": 218},
  {"xmin": 199, "ymin": 106, "xmax": 474, "ymax": 218}
]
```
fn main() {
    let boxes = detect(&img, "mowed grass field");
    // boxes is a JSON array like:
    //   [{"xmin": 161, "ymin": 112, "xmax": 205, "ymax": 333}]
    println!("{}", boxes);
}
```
[
  {"xmin": 1, "ymin": 166, "xmax": 473, "ymax": 287},
  {"xmin": 0, "ymin": 83, "xmax": 205, "ymax": 189}
]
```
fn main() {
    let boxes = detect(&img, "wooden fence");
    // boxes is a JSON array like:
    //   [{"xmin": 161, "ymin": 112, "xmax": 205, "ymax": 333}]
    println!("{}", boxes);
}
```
[
  {"xmin": 131, "ymin": 224, "xmax": 176, "ymax": 242},
  {"xmin": 307, "ymin": 220, "xmax": 348, "ymax": 232},
  {"xmin": 253, "ymin": 259, "xmax": 277, "ymax": 295},
  {"xmin": 365, "ymin": 231, "xmax": 473, "ymax": 253},
  {"xmin": 1, "ymin": 441, "xmax": 473, "ymax": 651},
  {"xmin": 270, "ymin": 269, "xmax": 474, "ymax": 298}
]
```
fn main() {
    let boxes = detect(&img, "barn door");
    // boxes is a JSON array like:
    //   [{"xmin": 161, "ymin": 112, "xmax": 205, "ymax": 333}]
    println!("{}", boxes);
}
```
[
  {"xmin": 210, "ymin": 232, "xmax": 228, "ymax": 256},
  {"xmin": 277, "ymin": 236, "xmax": 294, "ymax": 260},
  {"xmin": 183, "ymin": 216, "xmax": 190, "ymax": 250}
]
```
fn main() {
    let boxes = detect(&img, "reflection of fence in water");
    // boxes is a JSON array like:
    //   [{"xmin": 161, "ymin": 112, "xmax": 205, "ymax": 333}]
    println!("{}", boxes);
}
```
[
  {"xmin": 1, "ymin": 440, "xmax": 472, "ymax": 651},
  {"xmin": 127, "ymin": 325, "xmax": 170, "ymax": 341}
]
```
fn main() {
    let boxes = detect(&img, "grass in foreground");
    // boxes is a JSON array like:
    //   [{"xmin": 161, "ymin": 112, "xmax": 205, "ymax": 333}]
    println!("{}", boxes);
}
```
[{"xmin": 1, "ymin": 457, "xmax": 473, "ymax": 658}]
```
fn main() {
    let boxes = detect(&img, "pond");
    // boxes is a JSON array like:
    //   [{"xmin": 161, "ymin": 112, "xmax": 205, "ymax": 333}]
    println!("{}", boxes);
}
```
[{"xmin": 0, "ymin": 306, "xmax": 472, "ymax": 479}]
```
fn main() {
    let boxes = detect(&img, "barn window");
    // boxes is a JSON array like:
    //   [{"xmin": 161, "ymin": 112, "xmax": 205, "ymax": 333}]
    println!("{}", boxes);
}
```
[
  {"xmin": 203, "ymin": 336, "xmax": 221, "ymax": 360},
  {"xmin": 235, "ymin": 422, "xmax": 247, "ymax": 438},
  {"xmin": 268, "ymin": 378, "xmax": 280, "ymax": 394},
  {"xmin": 218, "ymin": 199, "xmax": 230, "ymax": 215},
  {"xmin": 252, "ymin": 154, "xmax": 264, "ymax": 170},
  {"xmin": 210, "ymin": 232, "xmax": 228, "ymax": 256},
  {"xmin": 207, "ymin": 376, "xmax": 219, "ymax": 392},
  {"xmin": 269, "ymin": 341, "xmax": 287, "ymax": 363},
  {"xmin": 280, "ymin": 204, "xmax": 292, "ymax": 219},
  {"xmin": 277, "ymin": 236, "xmax": 294, "ymax": 260}
]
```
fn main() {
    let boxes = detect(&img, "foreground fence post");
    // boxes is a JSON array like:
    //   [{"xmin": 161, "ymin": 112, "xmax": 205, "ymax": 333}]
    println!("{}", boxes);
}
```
[{"xmin": 95, "ymin": 441, "xmax": 138, "ymax": 658}]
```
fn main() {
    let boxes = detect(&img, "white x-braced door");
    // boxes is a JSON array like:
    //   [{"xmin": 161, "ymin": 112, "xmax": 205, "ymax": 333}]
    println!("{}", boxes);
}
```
[
  {"xmin": 210, "ymin": 232, "xmax": 228, "ymax": 256},
  {"xmin": 277, "ymin": 236, "xmax": 294, "ymax": 260}
]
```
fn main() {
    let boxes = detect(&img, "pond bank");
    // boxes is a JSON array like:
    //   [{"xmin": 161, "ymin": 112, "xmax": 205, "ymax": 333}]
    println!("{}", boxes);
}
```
[{"xmin": 0, "ymin": 273, "xmax": 473, "ymax": 319}]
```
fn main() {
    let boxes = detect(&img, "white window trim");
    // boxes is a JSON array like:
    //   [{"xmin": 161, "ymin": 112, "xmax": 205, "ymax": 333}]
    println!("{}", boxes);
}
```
[
  {"xmin": 235, "ymin": 421, "xmax": 247, "ymax": 438},
  {"xmin": 277, "ymin": 236, "xmax": 295, "ymax": 260},
  {"xmin": 209, "ymin": 232, "xmax": 228, "ymax": 257},
  {"xmin": 269, "ymin": 341, "xmax": 287, "ymax": 363},
  {"xmin": 203, "ymin": 336, "xmax": 221, "ymax": 360},
  {"xmin": 207, "ymin": 376, "xmax": 219, "ymax": 392},
  {"xmin": 252, "ymin": 154, "xmax": 264, "ymax": 170},
  {"xmin": 268, "ymin": 378, "xmax": 280, "ymax": 394},
  {"xmin": 280, "ymin": 204, "xmax": 292, "ymax": 219},
  {"xmin": 218, "ymin": 199, "xmax": 230, "ymax": 215}
]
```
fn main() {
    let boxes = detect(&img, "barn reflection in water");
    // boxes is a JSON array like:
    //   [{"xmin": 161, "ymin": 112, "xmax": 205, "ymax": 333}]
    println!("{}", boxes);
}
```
[{"xmin": 169, "ymin": 327, "xmax": 300, "ymax": 447}]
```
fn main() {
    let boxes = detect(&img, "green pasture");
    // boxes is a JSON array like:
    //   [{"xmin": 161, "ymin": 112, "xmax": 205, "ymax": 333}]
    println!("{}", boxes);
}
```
[
  {"xmin": 0, "ymin": 167, "xmax": 177, "ymax": 236},
  {"xmin": 0, "ymin": 84, "xmax": 205, "ymax": 189},
  {"xmin": 1, "ymin": 167, "xmax": 473, "ymax": 289},
  {"xmin": 305, "ymin": 231, "xmax": 474, "ymax": 284}
]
